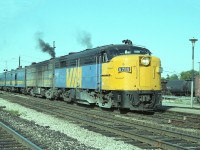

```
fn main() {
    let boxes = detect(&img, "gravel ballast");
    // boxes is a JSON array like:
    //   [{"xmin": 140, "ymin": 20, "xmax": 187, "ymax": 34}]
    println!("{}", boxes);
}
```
[{"xmin": 0, "ymin": 98, "xmax": 141, "ymax": 150}]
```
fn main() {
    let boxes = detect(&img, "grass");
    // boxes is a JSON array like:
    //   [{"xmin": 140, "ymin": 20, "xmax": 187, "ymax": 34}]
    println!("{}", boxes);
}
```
[{"xmin": 6, "ymin": 110, "xmax": 21, "ymax": 117}]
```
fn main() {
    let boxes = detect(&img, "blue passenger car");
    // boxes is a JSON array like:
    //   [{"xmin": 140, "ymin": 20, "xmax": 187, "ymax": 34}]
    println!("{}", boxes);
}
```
[
  {"xmin": 0, "ymin": 73, "xmax": 5, "ymax": 88},
  {"xmin": 15, "ymin": 68, "xmax": 26, "ymax": 88},
  {"xmin": 5, "ymin": 71, "xmax": 12, "ymax": 87}
]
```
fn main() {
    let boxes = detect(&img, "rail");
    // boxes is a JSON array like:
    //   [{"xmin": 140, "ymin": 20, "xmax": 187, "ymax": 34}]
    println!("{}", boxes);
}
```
[{"xmin": 0, "ymin": 122, "xmax": 42, "ymax": 150}]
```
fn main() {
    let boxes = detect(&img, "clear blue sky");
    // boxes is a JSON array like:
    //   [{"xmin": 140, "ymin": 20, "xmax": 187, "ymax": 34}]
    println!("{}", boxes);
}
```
[{"xmin": 0, "ymin": 0, "xmax": 200, "ymax": 77}]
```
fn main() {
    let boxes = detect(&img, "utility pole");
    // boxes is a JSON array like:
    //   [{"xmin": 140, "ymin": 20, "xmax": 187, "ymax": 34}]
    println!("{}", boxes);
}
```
[
  {"xmin": 19, "ymin": 56, "xmax": 21, "ymax": 68},
  {"xmin": 4, "ymin": 61, "xmax": 8, "ymax": 72},
  {"xmin": 52, "ymin": 41, "xmax": 56, "ymax": 89},
  {"xmin": 53, "ymin": 41, "xmax": 56, "ymax": 51},
  {"xmin": 189, "ymin": 37, "xmax": 198, "ymax": 108}
]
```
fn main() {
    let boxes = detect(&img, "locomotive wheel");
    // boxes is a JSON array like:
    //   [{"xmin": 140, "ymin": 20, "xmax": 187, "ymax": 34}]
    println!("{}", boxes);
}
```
[
  {"xmin": 45, "ymin": 90, "xmax": 54, "ymax": 100},
  {"xmin": 30, "ymin": 89, "xmax": 36, "ymax": 97},
  {"xmin": 62, "ymin": 91, "xmax": 72, "ymax": 102}
]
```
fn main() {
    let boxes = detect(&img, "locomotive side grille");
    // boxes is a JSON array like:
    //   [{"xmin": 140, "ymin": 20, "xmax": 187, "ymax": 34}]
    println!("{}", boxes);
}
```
[{"xmin": 127, "ymin": 94, "xmax": 134, "ymax": 101}]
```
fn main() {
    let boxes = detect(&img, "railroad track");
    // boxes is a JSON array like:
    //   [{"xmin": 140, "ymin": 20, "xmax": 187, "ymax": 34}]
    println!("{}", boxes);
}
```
[
  {"xmin": 1, "ymin": 92, "xmax": 200, "ymax": 149},
  {"xmin": 121, "ymin": 109, "xmax": 200, "ymax": 131},
  {"xmin": 0, "ymin": 121, "xmax": 41, "ymax": 150},
  {"xmin": 5, "ymin": 92, "xmax": 200, "ymax": 131},
  {"xmin": 153, "ymin": 111, "xmax": 200, "ymax": 129}
]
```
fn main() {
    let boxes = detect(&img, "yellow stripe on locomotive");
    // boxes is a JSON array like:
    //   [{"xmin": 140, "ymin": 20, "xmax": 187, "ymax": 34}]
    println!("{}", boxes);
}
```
[{"xmin": 66, "ymin": 67, "xmax": 82, "ymax": 88}]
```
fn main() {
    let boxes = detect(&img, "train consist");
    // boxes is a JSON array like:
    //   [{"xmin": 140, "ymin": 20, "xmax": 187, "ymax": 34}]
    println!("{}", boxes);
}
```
[
  {"xmin": 0, "ymin": 42, "xmax": 163, "ymax": 111},
  {"xmin": 162, "ymin": 76, "xmax": 200, "ymax": 101}
]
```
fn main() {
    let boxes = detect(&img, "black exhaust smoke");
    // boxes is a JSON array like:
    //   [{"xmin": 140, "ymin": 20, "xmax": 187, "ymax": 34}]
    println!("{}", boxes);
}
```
[
  {"xmin": 38, "ymin": 38, "xmax": 55, "ymax": 58},
  {"xmin": 77, "ymin": 31, "xmax": 93, "ymax": 49},
  {"xmin": 35, "ymin": 32, "xmax": 56, "ymax": 58}
]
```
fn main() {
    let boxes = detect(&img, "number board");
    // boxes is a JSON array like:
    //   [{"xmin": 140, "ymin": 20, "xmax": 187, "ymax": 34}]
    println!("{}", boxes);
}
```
[{"xmin": 118, "ymin": 67, "xmax": 131, "ymax": 73}]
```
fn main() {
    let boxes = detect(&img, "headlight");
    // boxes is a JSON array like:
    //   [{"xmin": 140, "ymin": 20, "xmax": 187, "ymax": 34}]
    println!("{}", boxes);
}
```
[{"xmin": 141, "ymin": 57, "xmax": 150, "ymax": 66}]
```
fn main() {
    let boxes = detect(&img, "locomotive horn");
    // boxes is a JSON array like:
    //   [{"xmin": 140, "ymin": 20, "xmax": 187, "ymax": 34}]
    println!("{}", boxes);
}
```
[{"xmin": 122, "ymin": 39, "xmax": 133, "ymax": 45}]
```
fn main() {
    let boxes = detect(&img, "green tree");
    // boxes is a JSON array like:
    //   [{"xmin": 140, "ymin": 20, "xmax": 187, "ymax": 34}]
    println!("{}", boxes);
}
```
[
  {"xmin": 180, "ymin": 70, "xmax": 199, "ymax": 80},
  {"xmin": 166, "ymin": 74, "xmax": 170, "ymax": 80},
  {"xmin": 163, "ymin": 74, "xmax": 179, "ymax": 80},
  {"xmin": 169, "ymin": 74, "xmax": 179, "ymax": 80},
  {"xmin": 161, "ymin": 77, "xmax": 166, "ymax": 80}
]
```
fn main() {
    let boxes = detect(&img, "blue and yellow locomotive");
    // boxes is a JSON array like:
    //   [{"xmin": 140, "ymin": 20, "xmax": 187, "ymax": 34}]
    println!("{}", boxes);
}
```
[{"xmin": 0, "ymin": 41, "xmax": 162, "ymax": 111}]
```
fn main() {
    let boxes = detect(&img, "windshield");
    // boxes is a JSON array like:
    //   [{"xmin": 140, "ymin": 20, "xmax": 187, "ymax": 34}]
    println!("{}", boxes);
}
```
[{"xmin": 106, "ymin": 46, "xmax": 151, "ymax": 60}]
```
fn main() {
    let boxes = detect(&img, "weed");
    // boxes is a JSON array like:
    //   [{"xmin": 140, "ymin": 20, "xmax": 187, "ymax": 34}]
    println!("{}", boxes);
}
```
[{"xmin": 6, "ymin": 110, "xmax": 21, "ymax": 117}]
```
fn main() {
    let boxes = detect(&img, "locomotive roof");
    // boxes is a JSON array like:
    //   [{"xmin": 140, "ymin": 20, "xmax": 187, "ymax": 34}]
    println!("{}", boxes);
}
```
[
  {"xmin": 58, "ymin": 44, "xmax": 151, "ymax": 60},
  {"xmin": 24, "ymin": 44, "xmax": 151, "ymax": 68}
]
